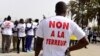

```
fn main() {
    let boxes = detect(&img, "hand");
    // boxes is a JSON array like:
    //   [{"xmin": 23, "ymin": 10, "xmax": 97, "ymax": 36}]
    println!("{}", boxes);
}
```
[{"xmin": 65, "ymin": 50, "xmax": 71, "ymax": 56}]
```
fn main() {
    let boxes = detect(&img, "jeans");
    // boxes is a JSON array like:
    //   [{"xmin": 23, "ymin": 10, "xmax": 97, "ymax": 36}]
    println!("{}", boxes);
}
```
[{"xmin": 25, "ymin": 35, "xmax": 33, "ymax": 51}]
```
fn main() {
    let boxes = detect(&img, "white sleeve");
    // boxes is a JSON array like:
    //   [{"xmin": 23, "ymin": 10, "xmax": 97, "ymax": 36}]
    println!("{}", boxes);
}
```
[
  {"xmin": 71, "ymin": 22, "xmax": 86, "ymax": 40},
  {"xmin": 36, "ymin": 21, "xmax": 44, "ymax": 38}
]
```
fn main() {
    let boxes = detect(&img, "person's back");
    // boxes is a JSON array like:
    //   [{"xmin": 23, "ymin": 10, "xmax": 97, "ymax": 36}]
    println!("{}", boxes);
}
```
[
  {"xmin": 26, "ymin": 23, "xmax": 33, "ymax": 35},
  {"xmin": 17, "ymin": 23, "xmax": 26, "ymax": 37},
  {"xmin": 2, "ymin": 19, "xmax": 14, "ymax": 35},
  {"xmin": 35, "ymin": 1, "xmax": 89, "ymax": 56},
  {"xmin": 42, "ymin": 16, "xmax": 71, "ymax": 56},
  {"xmin": 38, "ymin": 16, "xmax": 86, "ymax": 56},
  {"xmin": 17, "ymin": 19, "xmax": 26, "ymax": 53},
  {"xmin": 1, "ymin": 16, "xmax": 14, "ymax": 53}
]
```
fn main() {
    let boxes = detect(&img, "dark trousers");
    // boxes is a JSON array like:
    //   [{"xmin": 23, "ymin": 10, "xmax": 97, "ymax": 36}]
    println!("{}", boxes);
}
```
[
  {"xmin": 34, "ymin": 38, "xmax": 37, "ymax": 50},
  {"xmin": 92, "ymin": 36, "xmax": 97, "ymax": 44},
  {"xmin": 2, "ymin": 35, "xmax": 12, "ymax": 53},
  {"xmin": 70, "ymin": 40, "xmax": 77, "ymax": 46},
  {"xmin": 17, "ymin": 37, "xmax": 25, "ymax": 53},
  {"xmin": 88, "ymin": 35, "xmax": 92, "ymax": 43},
  {"xmin": 25, "ymin": 35, "xmax": 33, "ymax": 50}
]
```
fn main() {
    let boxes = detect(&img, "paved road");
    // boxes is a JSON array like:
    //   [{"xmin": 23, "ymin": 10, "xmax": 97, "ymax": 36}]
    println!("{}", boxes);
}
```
[{"xmin": 0, "ymin": 34, "xmax": 100, "ymax": 56}]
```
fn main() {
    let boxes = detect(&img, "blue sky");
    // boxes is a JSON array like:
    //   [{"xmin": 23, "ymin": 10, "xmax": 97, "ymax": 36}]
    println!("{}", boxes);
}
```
[{"xmin": 0, "ymin": 0, "xmax": 71, "ymax": 20}]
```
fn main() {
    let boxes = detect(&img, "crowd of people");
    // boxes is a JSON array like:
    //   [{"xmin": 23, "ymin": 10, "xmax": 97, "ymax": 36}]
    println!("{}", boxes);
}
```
[
  {"xmin": 1, "ymin": 16, "xmax": 39, "ymax": 53},
  {"xmin": 0, "ymin": 1, "xmax": 100, "ymax": 56},
  {"xmin": 69, "ymin": 27, "xmax": 99, "ymax": 48},
  {"xmin": 83, "ymin": 27, "xmax": 98, "ymax": 44}
]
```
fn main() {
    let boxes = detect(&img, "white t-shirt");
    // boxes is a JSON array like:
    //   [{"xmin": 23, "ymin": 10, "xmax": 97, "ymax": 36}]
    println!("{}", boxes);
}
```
[
  {"xmin": 26, "ymin": 23, "xmax": 35, "ymax": 36},
  {"xmin": 17, "ymin": 23, "xmax": 26, "ymax": 37},
  {"xmin": 1, "ymin": 21, "xmax": 14, "ymax": 35},
  {"xmin": 33, "ymin": 22, "xmax": 38, "ymax": 29},
  {"xmin": 36, "ymin": 16, "xmax": 86, "ymax": 56}
]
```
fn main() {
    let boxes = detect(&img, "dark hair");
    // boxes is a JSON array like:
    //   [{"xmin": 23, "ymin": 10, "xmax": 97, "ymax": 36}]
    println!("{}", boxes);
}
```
[
  {"xmin": 4, "ymin": 18, "xmax": 7, "ymax": 21},
  {"xmin": 88, "ymin": 27, "xmax": 91, "ymax": 30},
  {"xmin": 34, "ymin": 19, "xmax": 39, "ymax": 23},
  {"xmin": 55, "ymin": 1, "xmax": 67, "ymax": 15},
  {"xmin": 28, "ymin": 18, "xmax": 32, "ymax": 23},
  {"xmin": 19, "ymin": 19, "xmax": 24, "ymax": 24},
  {"xmin": 14, "ymin": 20, "xmax": 18, "ymax": 26},
  {"xmin": 7, "ymin": 15, "xmax": 11, "ymax": 21}
]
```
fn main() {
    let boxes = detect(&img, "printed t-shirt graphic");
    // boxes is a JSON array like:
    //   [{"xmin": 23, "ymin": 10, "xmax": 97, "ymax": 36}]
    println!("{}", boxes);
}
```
[{"xmin": 36, "ymin": 16, "xmax": 85, "ymax": 56}]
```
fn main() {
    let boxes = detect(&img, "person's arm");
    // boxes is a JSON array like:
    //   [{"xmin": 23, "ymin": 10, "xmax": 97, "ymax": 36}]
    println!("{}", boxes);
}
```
[
  {"xmin": 35, "ymin": 37, "xmax": 43, "ymax": 56},
  {"xmin": 65, "ymin": 21, "xmax": 89, "ymax": 54},
  {"xmin": 68, "ymin": 37, "xmax": 88, "ymax": 52}
]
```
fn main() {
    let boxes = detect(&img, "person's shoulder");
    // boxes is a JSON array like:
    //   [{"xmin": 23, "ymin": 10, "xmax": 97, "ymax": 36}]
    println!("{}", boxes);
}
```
[
  {"xmin": 11, "ymin": 21, "xmax": 14, "ymax": 24},
  {"xmin": 33, "ymin": 22, "xmax": 38, "ymax": 25},
  {"xmin": 26, "ymin": 23, "xmax": 31, "ymax": 25},
  {"xmin": 61, "ymin": 17, "xmax": 74, "ymax": 24},
  {"xmin": 6, "ymin": 21, "xmax": 12, "ymax": 22},
  {"xmin": 3, "ymin": 21, "xmax": 8, "ymax": 23},
  {"xmin": 18, "ymin": 23, "xmax": 21, "ymax": 25},
  {"xmin": 40, "ymin": 16, "xmax": 73, "ymax": 23},
  {"xmin": 6, "ymin": 21, "xmax": 13, "ymax": 24},
  {"xmin": 41, "ymin": 16, "xmax": 58, "ymax": 22},
  {"xmin": 45, "ymin": 16, "xmax": 57, "ymax": 19},
  {"xmin": 67, "ymin": 19, "xmax": 76, "ymax": 24}
]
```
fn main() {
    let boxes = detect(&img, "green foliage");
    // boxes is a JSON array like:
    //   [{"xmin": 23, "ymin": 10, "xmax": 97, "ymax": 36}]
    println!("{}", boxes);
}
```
[
  {"xmin": 69, "ymin": 0, "xmax": 100, "ymax": 26},
  {"xmin": 95, "ymin": 0, "xmax": 100, "ymax": 4}
]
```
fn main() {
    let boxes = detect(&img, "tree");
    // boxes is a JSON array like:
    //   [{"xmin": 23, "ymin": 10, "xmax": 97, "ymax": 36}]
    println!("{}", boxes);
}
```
[{"xmin": 69, "ymin": 0, "xmax": 100, "ymax": 28}]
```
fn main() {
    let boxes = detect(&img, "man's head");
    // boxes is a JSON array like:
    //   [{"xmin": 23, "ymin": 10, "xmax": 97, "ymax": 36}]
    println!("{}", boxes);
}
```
[
  {"xmin": 19, "ymin": 18, "xmax": 24, "ymax": 24},
  {"xmin": 28, "ymin": 18, "xmax": 32, "ymax": 23},
  {"xmin": 7, "ymin": 15, "xmax": 11, "ymax": 21},
  {"xmin": 34, "ymin": 19, "xmax": 39, "ymax": 23},
  {"xmin": 55, "ymin": 1, "xmax": 67, "ymax": 17},
  {"xmin": 14, "ymin": 20, "xmax": 19, "ymax": 26}
]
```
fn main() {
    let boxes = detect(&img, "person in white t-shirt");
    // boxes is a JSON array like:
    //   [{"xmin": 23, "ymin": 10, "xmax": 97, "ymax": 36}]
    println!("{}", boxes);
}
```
[
  {"xmin": 1, "ymin": 18, "xmax": 7, "ymax": 53},
  {"xmin": 25, "ymin": 18, "xmax": 35, "ymax": 52},
  {"xmin": 35, "ymin": 1, "xmax": 89, "ymax": 56},
  {"xmin": 1, "ymin": 16, "xmax": 14, "ymax": 53},
  {"xmin": 17, "ymin": 19, "xmax": 26, "ymax": 53}
]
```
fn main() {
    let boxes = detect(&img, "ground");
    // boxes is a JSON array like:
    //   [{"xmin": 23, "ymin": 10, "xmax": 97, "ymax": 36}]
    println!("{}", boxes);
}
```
[{"xmin": 0, "ymin": 34, "xmax": 100, "ymax": 56}]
